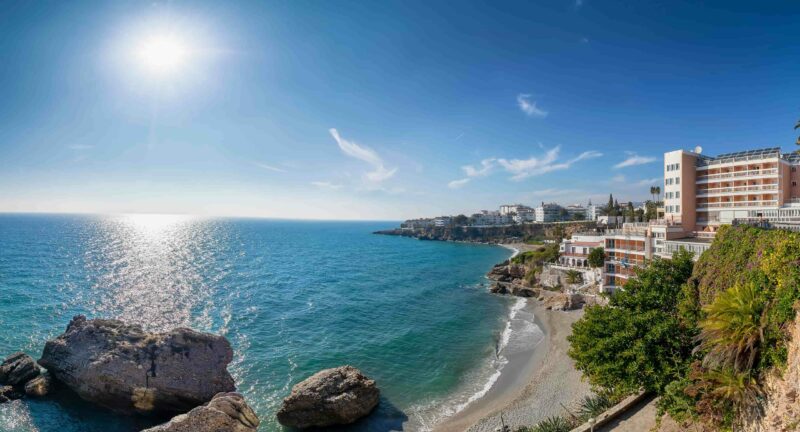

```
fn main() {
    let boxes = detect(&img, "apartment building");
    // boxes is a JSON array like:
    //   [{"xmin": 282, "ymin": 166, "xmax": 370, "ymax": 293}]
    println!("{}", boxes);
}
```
[
  {"xmin": 535, "ymin": 202, "xmax": 563, "ymax": 223},
  {"xmin": 499, "ymin": 204, "xmax": 533, "ymax": 216},
  {"xmin": 558, "ymin": 233, "xmax": 603, "ymax": 268},
  {"xmin": 664, "ymin": 147, "xmax": 800, "ymax": 233}
]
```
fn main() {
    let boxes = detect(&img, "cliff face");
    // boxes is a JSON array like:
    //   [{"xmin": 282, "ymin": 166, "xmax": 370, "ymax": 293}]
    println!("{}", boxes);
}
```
[
  {"xmin": 375, "ymin": 221, "xmax": 596, "ymax": 244},
  {"xmin": 747, "ymin": 311, "xmax": 800, "ymax": 432}
]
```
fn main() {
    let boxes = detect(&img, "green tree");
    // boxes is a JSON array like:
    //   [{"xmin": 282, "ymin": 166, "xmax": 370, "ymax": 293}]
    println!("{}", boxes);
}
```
[
  {"xmin": 568, "ymin": 250, "xmax": 696, "ymax": 393},
  {"xmin": 606, "ymin": 194, "xmax": 615, "ymax": 216},
  {"xmin": 587, "ymin": 247, "xmax": 605, "ymax": 268},
  {"xmin": 796, "ymin": 117, "xmax": 800, "ymax": 149},
  {"xmin": 452, "ymin": 214, "xmax": 469, "ymax": 226}
]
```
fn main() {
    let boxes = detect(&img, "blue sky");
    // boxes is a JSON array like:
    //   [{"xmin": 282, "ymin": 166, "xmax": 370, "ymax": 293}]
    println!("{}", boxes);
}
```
[{"xmin": 0, "ymin": 1, "xmax": 798, "ymax": 220}]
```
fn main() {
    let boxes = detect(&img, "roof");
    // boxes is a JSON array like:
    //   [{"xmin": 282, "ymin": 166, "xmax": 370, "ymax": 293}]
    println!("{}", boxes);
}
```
[
  {"xmin": 696, "ymin": 147, "xmax": 783, "ymax": 166},
  {"xmin": 666, "ymin": 237, "xmax": 714, "ymax": 244}
]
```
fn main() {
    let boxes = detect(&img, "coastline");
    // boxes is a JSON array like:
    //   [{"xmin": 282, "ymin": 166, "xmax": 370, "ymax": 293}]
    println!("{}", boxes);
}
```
[{"xmin": 433, "ymin": 275, "xmax": 591, "ymax": 431}]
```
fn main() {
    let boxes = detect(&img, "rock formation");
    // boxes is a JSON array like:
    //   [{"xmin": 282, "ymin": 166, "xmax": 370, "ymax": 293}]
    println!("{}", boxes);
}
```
[
  {"xmin": 747, "ymin": 312, "xmax": 800, "ymax": 431},
  {"xmin": 542, "ymin": 293, "xmax": 585, "ymax": 311},
  {"xmin": 0, "ymin": 385, "xmax": 23, "ymax": 403},
  {"xmin": 39, "ymin": 315, "xmax": 235, "ymax": 415},
  {"xmin": 142, "ymin": 392, "xmax": 260, "ymax": 432},
  {"xmin": 24, "ymin": 372, "xmax": 52, "ymax": 397},
  {"xmin": 487, "ymin": 261, "xmax": 527, "ymax": 283},
  {"xmin": 276, "ymin": 365, "xmax": 380, "ymax": 428},
  {"xmin": 0, "ymin": 352, "xmax": 40, "ymax": 386},
  {"xmin": 490, "ymin": 282, "xmax": 538, "ymax": 297}
]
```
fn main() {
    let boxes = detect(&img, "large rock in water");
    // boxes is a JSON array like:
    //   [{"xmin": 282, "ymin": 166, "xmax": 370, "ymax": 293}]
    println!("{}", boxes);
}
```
[
  {"xmin": 0, "ymin": 352, "xmax": 40, "ymax": 386},
  {"xmin": 142, "ymin": 393, "xmax": 259, "ymax": 432},
  {"xmin": 39, "ymin": 315, "xmax": 236, "ymax": 415},
  {"xmin": 276, "ymin": 366, "xmax": 380, "ymax": 428}
]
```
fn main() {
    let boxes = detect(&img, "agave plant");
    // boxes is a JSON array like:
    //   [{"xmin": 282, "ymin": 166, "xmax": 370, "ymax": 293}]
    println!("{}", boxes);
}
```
[
  {"xmin": 565, "ymin": 270, "xmax": 583, "ymax": 285},
  {"xmin": 530, "ymin": 415, "xmax": 575, "ymax": 432},
  {"xmin": 576, "ymin": 393, "xmax": 614, "ymax": 420},
  {"xmin": 696, "ymin": 281, "xmax": 767, "ymax": 372}
]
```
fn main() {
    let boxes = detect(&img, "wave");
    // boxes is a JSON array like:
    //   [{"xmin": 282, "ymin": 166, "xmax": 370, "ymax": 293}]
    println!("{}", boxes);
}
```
[{"xmin": 407, "ymin": 296, "xmax": 544, "ymax": 431}]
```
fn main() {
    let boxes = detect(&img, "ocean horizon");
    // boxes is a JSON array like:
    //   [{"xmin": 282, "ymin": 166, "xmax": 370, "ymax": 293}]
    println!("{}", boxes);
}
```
[{"xmin": 0, "ymin": 213, "xmax": 540, "ymax": 431}]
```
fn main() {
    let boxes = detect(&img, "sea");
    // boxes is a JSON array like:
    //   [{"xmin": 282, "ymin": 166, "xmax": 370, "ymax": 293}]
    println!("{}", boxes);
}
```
[{"xmin": 0, "ymin": 214, "xmax": 543, "ymax": 431}]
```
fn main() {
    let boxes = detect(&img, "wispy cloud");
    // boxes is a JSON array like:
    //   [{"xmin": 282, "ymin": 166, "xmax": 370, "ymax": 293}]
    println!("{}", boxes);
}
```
[
  {"xmin": 254, "ymin": 162, "xmax": 287, "ymax": 173},
  {"xmin": 311, "ymin": 181, "xmax": 342, "ymax": 190},
  {"xmin": 448, "ymin": 178, "xmax": 471, "ymax": 189},
  {"xmin": 636, "ymin": 177, "xmax": 662, "ymax": 186},
  {"xmin": 497, "ymin": 146, "xmax": 602, "ymax": 181},
  {"xmin": 516, "ymin": 94, "xmax": 548, "ymax": 118},
  {"xmin": 614, "ymin": 152, "xmax": 657, "ymax": 169},
  {"xmin": 329, "ymin": 129, "xmax": 397, "ymax": 183},
  {"xmin": 463, "ymin": 158, "xmax": 496, "ymax": 177},
  {"xmin": 68, "ymin": 144, "xmax": 93, "ymax": 150},
  {"xmin": 611, "ymin": 174, "xmax": 626, "ymax": 183}
]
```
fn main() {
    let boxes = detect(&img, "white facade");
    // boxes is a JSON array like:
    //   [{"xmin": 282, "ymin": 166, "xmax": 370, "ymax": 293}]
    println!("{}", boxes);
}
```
[{"xmin": 535, "ymin": 203, "xmax": 562, "ymax": 223}]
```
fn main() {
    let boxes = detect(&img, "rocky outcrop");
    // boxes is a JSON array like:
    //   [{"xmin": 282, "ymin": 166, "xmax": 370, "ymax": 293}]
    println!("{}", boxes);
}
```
[
  {"xmin": 490, "ymin": 282, "xmax": 538, "ymax": 298},
  {"xmin": 0, "ymin": 352, "xmax": 40, "ymax": 386},
  {"xmin": 39, "ymin": 315, "xmax": 236, "ymax": 415},
  {"xmin": 24, "ymin": 372, "xmax": 52, "ymax": 397},
  {"xmin": 0, "ymin": 385, "xmax": 23, "ymax": 403},
  {"xmin": 276, "ymin": 365, "xmax": 380, "ymax": 428},
  {"xmin": 487, "ymin": 261, "xmax": 527, "ymax": 283},
  {"xmin": 747, "ymin": 312, "xmax": 800, "ymax": 431},
  {"xmin": 143, "ymin": 392, "xmax": 259, "ymax": 432},
  {"xmin": 542, "ymin": 293, "xmax": 585, "ymax": 311}
]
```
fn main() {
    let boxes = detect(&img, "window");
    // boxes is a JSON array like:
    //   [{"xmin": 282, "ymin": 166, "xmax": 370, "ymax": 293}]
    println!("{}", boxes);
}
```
[
  {"xmin": 676, "ymin": 163, "xmax": 680, "ymax": 170},
  {"xmin": 675, "ymin": 177, "xmax": 680, "ymax": 184},
  {"xmin": 676, "ymin": 191, "xmax": 680, "ymax": 198},
  {"xmin": 676, "ymin": 205, "xmax": 680, "ymax": 212}
]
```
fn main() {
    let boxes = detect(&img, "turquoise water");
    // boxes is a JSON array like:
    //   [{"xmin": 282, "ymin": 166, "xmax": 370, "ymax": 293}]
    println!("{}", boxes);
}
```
[{"xmin": 0, "ymin": 214, "xmax": 515, "ymax": 431}]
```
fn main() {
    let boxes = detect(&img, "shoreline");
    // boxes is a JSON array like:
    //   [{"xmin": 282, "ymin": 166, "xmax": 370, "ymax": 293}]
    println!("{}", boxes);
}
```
[{"xmin": 433, "ymin": 280, "xmax": 590, "ymax": 431}]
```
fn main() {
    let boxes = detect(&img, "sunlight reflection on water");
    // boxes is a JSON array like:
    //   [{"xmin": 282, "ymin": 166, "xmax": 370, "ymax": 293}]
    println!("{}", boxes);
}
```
[{"xmin": 83, "ymin": 214, "xmax": 223, "ymax": 332}]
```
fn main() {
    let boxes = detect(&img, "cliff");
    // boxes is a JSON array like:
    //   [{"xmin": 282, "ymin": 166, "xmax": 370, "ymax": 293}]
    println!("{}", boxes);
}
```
[{"xmin": 374, "ymin": 221, "xmax": 597, "ymax": 244}]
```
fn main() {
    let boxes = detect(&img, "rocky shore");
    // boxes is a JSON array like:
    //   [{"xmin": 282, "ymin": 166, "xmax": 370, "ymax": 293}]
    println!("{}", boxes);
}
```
[
  {"xmin": 1, "ymin": 315, "xmax": 385, "ymax": 431},
  {"xmin": 374, "ymin": 221, "xmax": 596, "ymax": 244}
]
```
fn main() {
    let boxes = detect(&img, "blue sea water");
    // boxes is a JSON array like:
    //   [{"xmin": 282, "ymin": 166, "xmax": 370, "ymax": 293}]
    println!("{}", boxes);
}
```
[{"xmin": 0, "ymin": 214, "xmax": 518, "ymax": 432}]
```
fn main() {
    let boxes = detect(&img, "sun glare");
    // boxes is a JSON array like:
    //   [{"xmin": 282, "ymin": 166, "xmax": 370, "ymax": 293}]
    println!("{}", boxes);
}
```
[{"xmin": 136, "ymin": 34, "xmax": 189, "ymax": 76}]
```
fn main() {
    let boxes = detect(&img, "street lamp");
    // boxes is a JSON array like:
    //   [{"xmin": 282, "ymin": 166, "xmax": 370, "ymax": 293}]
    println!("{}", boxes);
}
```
[{"xmin": 588, "ymin": 417, "xmax": 596, "ymax": 432}]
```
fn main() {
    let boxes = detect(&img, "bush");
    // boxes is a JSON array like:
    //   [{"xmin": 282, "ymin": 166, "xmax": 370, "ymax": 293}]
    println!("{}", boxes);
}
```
[
  {"xmin": 525, "ymin": 415, "xmax": 575, "ymax": 432},
  {"xmin": 587, "ymin": 247, "xmax": 605, "ymax": 268},
  {"xmin": 568, "ymin": 250, "xmax": 695, "ymax": 393},
  {"xmin": 576, "ymin": 393, "xmax": 615, "ymax": 421}
]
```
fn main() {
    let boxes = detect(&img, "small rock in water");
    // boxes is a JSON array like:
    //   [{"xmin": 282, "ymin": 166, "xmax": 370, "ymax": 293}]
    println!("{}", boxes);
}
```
[
  {"xmin": 0, "ymin": 352, "xmax": 40, "ymax": 386},
  {"xmin": 276, "ymin": 365, "xmax": 380, "ymax": 428},
  {"xmin": 142, "ymin": 392, "xmax": 260, "ymax": 432},
  {"xmin": 24, "ymin": 372, "xmax": 52, "ymax": 397},
  {"xmin": 0, "ymin": 385, "xmax": 23, "ymax": 403}
]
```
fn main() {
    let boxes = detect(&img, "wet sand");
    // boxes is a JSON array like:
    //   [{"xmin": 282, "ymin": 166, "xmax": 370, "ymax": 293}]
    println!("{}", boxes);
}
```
[{"xmin": 435, "ymin": 300, "xmax": 591, "ymax": 432}]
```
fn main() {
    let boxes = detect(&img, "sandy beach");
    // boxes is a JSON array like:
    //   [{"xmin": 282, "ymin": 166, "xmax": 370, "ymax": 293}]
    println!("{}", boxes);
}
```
[{"xmin": 435, "ymin": 299, "xmax": 591, "ymax": 432}]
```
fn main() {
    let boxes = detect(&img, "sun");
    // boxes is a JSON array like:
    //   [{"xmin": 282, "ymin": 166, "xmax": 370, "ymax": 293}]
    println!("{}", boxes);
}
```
[{"xmin": 136, "ymin": 34, "xmax": 189, "ymax": 76}]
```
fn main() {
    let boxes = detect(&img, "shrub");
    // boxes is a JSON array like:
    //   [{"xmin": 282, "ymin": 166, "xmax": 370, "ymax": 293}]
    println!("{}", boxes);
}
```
[
  {"xmin": 527, "ymin": 415, "xmax": 575, "ymax": 432},
  {"xmin": 568, "ymin": 250, "xmax": 695, "ymax": 393},
  {"xmin": 587, "ymin": 247, "xmax": 605, "ymax": 268}
]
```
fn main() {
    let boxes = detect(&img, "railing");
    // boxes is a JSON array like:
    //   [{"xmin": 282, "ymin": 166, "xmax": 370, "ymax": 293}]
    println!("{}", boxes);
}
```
[
  {"xmin": 697, "ymin": 184, "xmax": 779, "ymax": 196},
  {"xmin": 696, "ymin": 168, "xmax": 778, "ymax": 182},
  {"xmin": 696, "ymin": 200, "xmax": 778, "ymax": 210}
]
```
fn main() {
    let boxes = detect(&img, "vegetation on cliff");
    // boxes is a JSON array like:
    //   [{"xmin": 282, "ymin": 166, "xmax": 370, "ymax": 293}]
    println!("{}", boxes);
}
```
[
  {"xmin": 567, "ymin": 225, "xmax": 800, "ymax": 431},
  {"xmin": 375, "ymin": 222, "xmax": 596, "ymax": 244}
]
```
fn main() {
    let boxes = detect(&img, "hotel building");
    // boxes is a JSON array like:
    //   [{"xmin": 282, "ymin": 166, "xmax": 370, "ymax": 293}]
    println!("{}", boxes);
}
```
[{"xmin": 602, "ymin": 146, "xmax": 800, "ymax": 292}]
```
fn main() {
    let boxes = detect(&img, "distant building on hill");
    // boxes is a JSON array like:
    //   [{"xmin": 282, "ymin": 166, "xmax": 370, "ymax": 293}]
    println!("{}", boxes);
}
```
[
  {"xmin": 470, "ymin": 210, "xmax": 512, "ymax": 226},
  {"xmin": 499, "ymin": 204, "xmax": 533, "ymax": 216},
  {"xmin": 535, "ymin": 202, "xmax": 562, "ymax": 223}
]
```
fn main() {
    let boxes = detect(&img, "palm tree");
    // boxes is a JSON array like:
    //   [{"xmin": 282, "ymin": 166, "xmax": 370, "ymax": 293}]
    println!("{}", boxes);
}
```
[
  {"xmin": 795, "ymin": 117, "xmax": 800, "ymax": 149},
  {"xmin": 649, "ymin": 186, "xmax": 656, "ymax": 203},
  {"xmin": 565, "ymin": 270, "xmax": 583, "ymax": 285},
  {"xmin": 696, "ymin": 281, "xmax": 767, "ymax": 372},
  {"xmin": 702, "ymin": 368, "xmax": 764, "ymax": 423},
  {"xmin": 655, "ymin": 186, "xmax": 661, "ymax": 204}
]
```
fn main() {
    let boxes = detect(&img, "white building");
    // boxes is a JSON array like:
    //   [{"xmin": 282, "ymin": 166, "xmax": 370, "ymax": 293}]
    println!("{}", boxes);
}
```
[
  {"xmin": 535, "ymin": 202, "xmax": 563, "ymax": 223},
  {"xmin": 565, "ymin": 204, "xmax": 587, "ymax": 220},
  {"xmin": 433, "ymin": 216, "xmax": 452, "ymax": 227},
  {"xmin": 499, "ymin": 204, "xmax": 533, "ymax": 216},
  {"xmin": 470, "ymin": 210, "xmax": 512, "ymax": 226},
  {"xmin": 513, "ymin": 210, "xmax": 536, "ymax": 223}
]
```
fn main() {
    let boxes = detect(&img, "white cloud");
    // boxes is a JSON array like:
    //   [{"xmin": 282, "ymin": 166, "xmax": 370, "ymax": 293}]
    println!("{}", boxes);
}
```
[
  {"xmin": 329, "ymin": 128, "xmax": 397, "ymax": 183},
  {"xmin": 254, "ymin": 162, "xmax": 287, "ymax": 173},
  {"xmin": 613, "ymin": 153, "xmax": 657, "ymax": 169},
  {"xmin": 497, "ymin": 146, "xmax": 602, "ymax": 181},
  {"xmin": 516, "ymin": 94, "xmax": 548, "ymax": 118},
  {"xmin": 448, "ymin": 178, "xmax": 470, "ymax": 189},
  {"xmin": 311, "ymin": 181, "xmax": 342, "ymax": 190},
  {"xmin": 68, "ymin": 144, "xmax": 93, "ymax": 150},
  {"xmin": 462, "ymin": 158, "xmax": 496, "ymax": 177}
]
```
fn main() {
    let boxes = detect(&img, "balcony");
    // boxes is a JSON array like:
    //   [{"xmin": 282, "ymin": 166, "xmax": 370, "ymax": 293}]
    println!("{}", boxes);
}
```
[
  {"xmin": 696, "ymin": 200, "xmax": 778, "ymax": 210},
  {"xmin": 696, "ymin": 168, "xmax": 778, "ymax": 183},
  {"xmin": 696, "ymin": 184, "xmax": 778, "ymax": 197}
]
